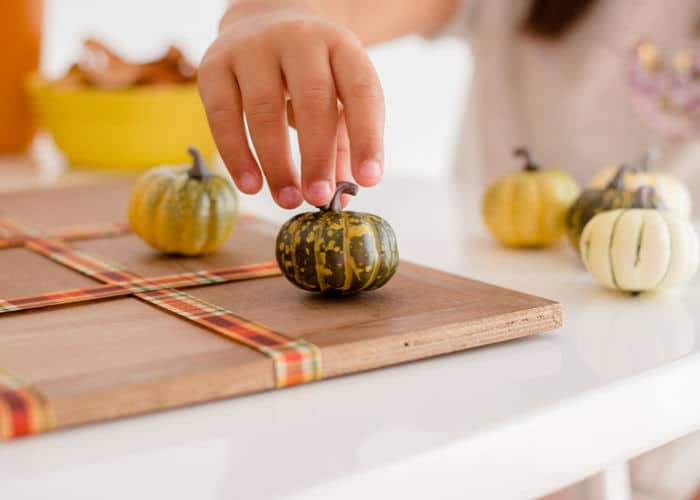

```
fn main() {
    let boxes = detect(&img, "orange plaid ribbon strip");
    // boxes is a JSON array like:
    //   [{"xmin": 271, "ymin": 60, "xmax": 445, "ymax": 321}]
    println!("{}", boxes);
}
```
[
  {"xmin": 0, "ymin": 369, "xmax": 53, "ymax": 439},
  {"xmin": 0, "ymin": 219, "xmax": 130, "ymax": 249},
  {"xmin": 0, "ymin": 217, "xmax": 322, "ymax": 395},
  {"xmin": 0, "ymin": 262, "xmax": 281, "ymax": 313}
]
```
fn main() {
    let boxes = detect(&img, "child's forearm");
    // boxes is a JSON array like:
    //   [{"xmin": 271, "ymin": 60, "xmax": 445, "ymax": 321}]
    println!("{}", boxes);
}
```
[{"xmin": 223, "ymin": 0, "xmax": 462, "ymax": 45}]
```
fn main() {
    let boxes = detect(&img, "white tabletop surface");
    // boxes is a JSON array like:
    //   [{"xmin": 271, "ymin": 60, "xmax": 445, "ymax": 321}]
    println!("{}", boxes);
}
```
[{"xmin": 2, "ymin": 164, "xmax": 700, "ymax": 500}]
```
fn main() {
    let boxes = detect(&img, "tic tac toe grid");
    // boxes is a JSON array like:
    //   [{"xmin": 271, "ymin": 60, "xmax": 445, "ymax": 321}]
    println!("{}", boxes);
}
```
[
  {"xmin": 0, "ymin": 214, "xmax": 320, "ymax": 439},
  {"xmin": 0, "ymin": 183, "xmax": 562, "ymax": 441}
]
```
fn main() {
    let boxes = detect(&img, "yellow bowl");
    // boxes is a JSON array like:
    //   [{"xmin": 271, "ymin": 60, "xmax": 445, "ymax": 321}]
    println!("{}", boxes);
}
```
[{"xmin": 28, "ymin": 75, "xmax": 216, "ymax": 170}]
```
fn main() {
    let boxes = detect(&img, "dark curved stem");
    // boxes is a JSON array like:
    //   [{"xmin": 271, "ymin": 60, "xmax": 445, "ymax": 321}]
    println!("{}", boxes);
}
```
[
  {"xmin": 607, "ymin": 163, "xmax": 638, "ymax": 190},
  {"xmin": 320, "ymin": 181, "xmax": 359, "ymax": 212},
  {"xmin": 513, "ymin": 147, "xmax": 539, "ymax": 172},
  {"xmin": 630, "ymin": 186, "xmax": 652, "ymax": 208},
  {"xmin": 630, "ymin": 185, "xmax": 666, "ymax": 210},
  {"xmin": 187, "ymin": 146, "xmax": 211, "ymax": 179}
]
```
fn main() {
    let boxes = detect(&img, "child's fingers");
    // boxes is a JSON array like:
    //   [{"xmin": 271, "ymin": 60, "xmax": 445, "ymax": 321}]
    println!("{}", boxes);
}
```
[
  {"xmin": 198, "ymin": 61, "xmax": 262, "ymax": 194},
  {"xmin": 286, "ymin": 101, "xmax": 297, "ymax": 129},
  {"xmin": 282, "ymin": 44, "xmax": 339, "ymax": 206},
  {"xmin": 335, "ymin": 111, "xmax": 353, "ymax": 207},
  {"xmin": 288, "ymin": 100, "xmax": 352, "ymax": 206},
  {"xmin": 234, "ymin": 57, "xmax": 302, "ymax": 209},
  {"xmin": 335, "ymin": 109, "xmax": 351, "ymax": 181},
  {"xmin": 330, "ymin": 41, "xmax": 385, "ymax": 187}
]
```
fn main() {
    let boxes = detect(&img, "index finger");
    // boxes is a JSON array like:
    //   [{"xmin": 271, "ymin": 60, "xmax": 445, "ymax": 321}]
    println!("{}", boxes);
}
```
[{"xmin": 198, "ymin": 60, "xmax": 263, "ymax": 194}]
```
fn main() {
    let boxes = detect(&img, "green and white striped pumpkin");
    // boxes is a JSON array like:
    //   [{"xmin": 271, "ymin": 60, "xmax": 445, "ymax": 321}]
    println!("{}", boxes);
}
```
[{"xmin": 580, "ymin": 191, "xmax": 699, "ymax": 293}]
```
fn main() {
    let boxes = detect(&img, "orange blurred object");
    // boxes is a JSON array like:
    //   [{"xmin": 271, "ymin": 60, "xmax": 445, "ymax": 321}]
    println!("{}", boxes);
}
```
[{"xmin": 0, "ymin": 0, "xmax": 43, "ymax": 153}]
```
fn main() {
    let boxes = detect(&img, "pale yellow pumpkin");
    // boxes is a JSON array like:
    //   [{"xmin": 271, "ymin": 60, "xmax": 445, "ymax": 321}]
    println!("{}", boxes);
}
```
[
  {"xmin": 590, "ymin": 150, "xmax": 691, "ymax": 218},
  {"xmin": 580, "ymin": 187, "xmax": 699, "ymax": 293},
  {"xmin": 482, "ymin": 148, "xmax": 580, "ymax": 247},
  {"xmin": 128, "ymin": 147, "xmax": 238, "ymax": 255}
]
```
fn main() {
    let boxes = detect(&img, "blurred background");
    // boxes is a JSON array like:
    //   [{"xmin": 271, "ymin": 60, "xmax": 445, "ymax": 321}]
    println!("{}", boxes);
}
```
[{"xmin": 42, "ymin": 0, "xmax": 471, "ymax": 181}]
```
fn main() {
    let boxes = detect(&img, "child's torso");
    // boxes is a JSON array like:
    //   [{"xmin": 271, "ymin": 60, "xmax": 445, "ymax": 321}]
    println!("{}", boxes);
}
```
[{"xmin": 461, "ymin": 0, "xmax": 700, "ymax": 194}]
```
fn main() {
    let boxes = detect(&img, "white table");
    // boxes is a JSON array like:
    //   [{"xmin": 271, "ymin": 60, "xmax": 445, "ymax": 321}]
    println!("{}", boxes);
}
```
[{"xmin": 2, "ymin": 170, "xmax": 700, "ymax": 500}]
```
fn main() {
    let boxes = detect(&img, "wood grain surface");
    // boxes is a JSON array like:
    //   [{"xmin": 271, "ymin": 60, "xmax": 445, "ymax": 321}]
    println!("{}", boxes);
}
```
[{"xmin": 0, "ymin": 182, "xmax": 562, "ymax": 434}]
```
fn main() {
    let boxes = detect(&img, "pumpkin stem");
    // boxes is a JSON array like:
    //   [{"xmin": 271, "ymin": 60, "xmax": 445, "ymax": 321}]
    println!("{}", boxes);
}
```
[
  {"xmin": 607, "ymin": 163, "xmax": 639, "ymax": 190},
  {"xmin": 630, "ymin": 186, "xmax": 652, "ymax": 208},
  {"xmin": 513, "ymin": 147, "xmax": 539, "ymax": 172},
  {"xmin": 630, "ymin": 186, "xmax": 664, "ymax": 209},
  {"xmin": 187, "ymin": 146, "xmax": 211, "ymax": 179},
  {"xmin": 320, "ymin": 181, "xmax": 359, "ymax": 212},
  {"xmin": 638, "ymin": 147, "xmax": 659, "ymax": 172}
]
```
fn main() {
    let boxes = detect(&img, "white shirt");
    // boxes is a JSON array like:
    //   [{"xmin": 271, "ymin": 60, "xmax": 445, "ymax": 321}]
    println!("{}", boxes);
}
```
[{"xmin": 445, "ymin": 0, "xmax": 700, "ymax": 204}]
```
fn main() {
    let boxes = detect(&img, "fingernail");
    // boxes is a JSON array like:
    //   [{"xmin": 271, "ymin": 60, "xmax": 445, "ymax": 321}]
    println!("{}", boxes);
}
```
[
  {"xmin": 238, "ymin": 172, "xmax": 258, "ymax": 192},
  {"xmin": 359, "ymin": 160, "xmax": 382, "ymax": 181},
  {"xmin": 278, "ymin": 186, "xmax": 302, "ymax": 207},
  {"xmin": 307, "ymin": 180, "xmax": 333, "ymax": 204}
]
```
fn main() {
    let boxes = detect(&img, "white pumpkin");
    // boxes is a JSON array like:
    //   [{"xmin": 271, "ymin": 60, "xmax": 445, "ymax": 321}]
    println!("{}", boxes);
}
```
[
  {"xmin": 590, "ymin": 151, "xmax": 692, "ymax": 218},
  {"xmin": 580, "ymin": 206, "xmax": 699, "ymax": 293}
]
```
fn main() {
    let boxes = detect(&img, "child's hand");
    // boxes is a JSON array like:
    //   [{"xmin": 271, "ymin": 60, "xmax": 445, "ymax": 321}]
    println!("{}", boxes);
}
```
[{"xmin": 198, "ymin": 1, "xmax": 385, "ymax": 208}]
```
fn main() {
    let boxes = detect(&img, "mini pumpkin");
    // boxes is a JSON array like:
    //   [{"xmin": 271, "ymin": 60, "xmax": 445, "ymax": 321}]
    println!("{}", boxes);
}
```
[
  {"xmin": 589, "ymin": 149, "xmax": 691, "ymax": 218},
  {"xmin": 276, "ymin": 182, "xmax": 398, "ymax": 295},
  {"xmin": 481, "ymin": 147, "xmax": 580, "ymax": 247},
  {"xmin": 566, "ymin": 164, "xmax": 664, "ymax": 253},
  {"xmin": 128, "ymin": 146, "xmax": 238, "ymax": 255},
  {"xmin": 580, "ymin": 187, "xmax": 699, "ymax": 294}
]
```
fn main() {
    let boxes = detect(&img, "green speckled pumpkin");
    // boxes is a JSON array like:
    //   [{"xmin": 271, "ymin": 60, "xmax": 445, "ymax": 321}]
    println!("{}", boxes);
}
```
[
  {"xmin": 276, "ymin": 182, "xmax": 399, "ymax": 295},
  {"xmin": 566, "ymin": 164, "xmax": 664, "ymax": 253}
]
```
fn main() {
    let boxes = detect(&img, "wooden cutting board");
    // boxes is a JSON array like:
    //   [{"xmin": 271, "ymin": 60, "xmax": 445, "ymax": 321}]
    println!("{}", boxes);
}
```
[{"xmin": 0, "ymin": 182, "xmax": 562, "ymax": 436}]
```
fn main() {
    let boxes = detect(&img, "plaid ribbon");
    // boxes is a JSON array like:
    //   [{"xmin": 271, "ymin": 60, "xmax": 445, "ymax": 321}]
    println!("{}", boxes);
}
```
[
  {"xmin": 1, "ymin": 219, "xmax": 322, "ymax": 390},
  {"xmin": 0, "ymin": 218, "xmax": 130, "ymax": 249},
  {"xmin": 138, "ymin": 288, "xmax": 321, "ymax": 386},
  {"xmin": 0, "ymin": 262, "xmax": 281, "ymax": 313},
  {"xmin": 0, "ymin": 369, "xmax": 53, "ymax": 439}
]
